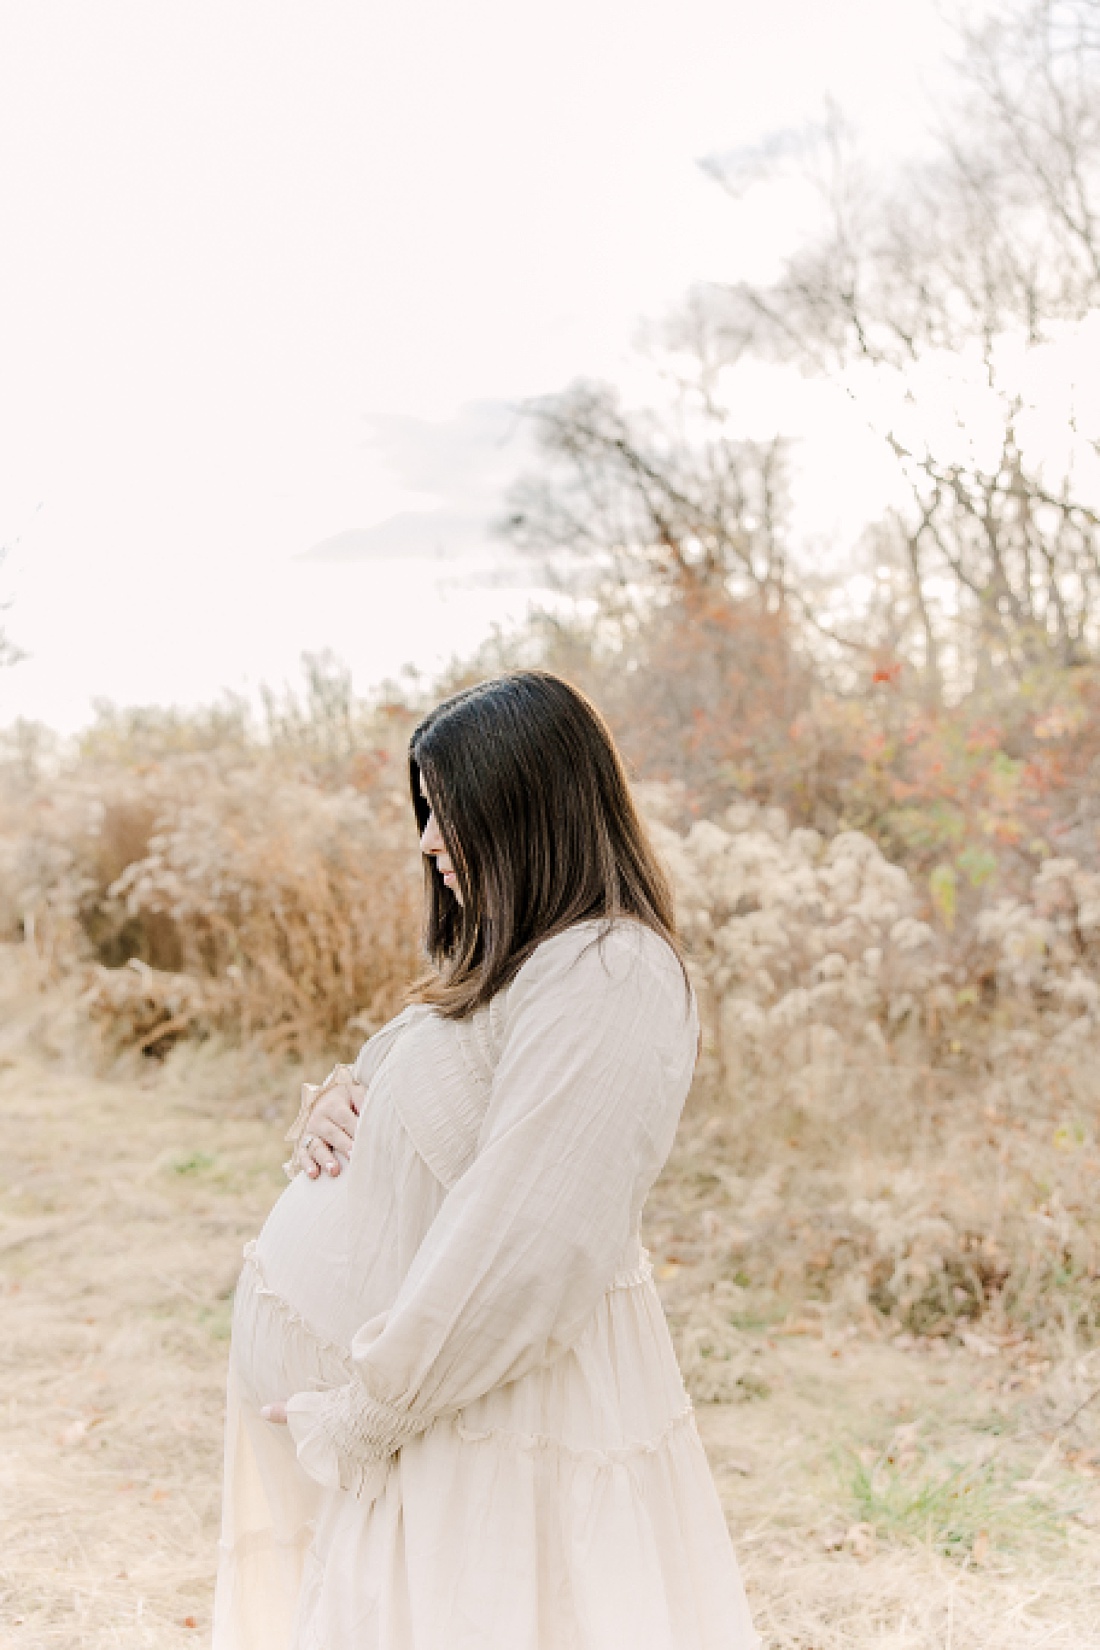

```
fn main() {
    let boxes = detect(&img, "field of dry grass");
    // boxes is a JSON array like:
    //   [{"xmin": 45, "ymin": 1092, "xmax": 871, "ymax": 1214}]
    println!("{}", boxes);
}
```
[{"xmin": 2, "ymin": 959, "xmax": 1099, "ymax": 1649}]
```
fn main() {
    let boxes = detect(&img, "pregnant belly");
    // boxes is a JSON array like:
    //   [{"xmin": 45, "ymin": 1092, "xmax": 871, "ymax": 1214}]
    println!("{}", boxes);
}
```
[
  {"xmin": 230, "ymin": 1170, "xmax": 354, "ymax": 1409},
  {"xmin": 231, "ymin": 1243, "xmax": 353, "ymax": 1409}
]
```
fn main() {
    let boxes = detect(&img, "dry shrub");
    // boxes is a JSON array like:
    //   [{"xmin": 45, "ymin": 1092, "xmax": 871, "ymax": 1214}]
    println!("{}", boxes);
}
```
[
  {"xmin": 0, "ymin": 752, "xmax": 422, "ymax": 1059},
  {"xmin": 573, "ymin": 591, "xmax": 814, "ymax": 816},
  {"xmin": 6, "ymin": 684, "xmax": 1100, "ymax": 1357},
  {"xmin": 635, "ymin": 792, "xmax": 1100, "ymax": 1361},
  {"xmin": 102, "ymin": 765, "xmax": 421, "ymax": 1055},
  {"xmin": 657, "ymin": 1053, "xmax": 1100, "ymax": 1393},
  {"xmin": 643, "ymin": 787, "xmax": 1100, "ymax": 1081}
]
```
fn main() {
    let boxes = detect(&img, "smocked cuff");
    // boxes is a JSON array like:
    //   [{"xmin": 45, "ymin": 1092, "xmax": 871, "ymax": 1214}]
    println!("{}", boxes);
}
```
[{"xmin": 284, "ymin": 1383, "xmax": 424, "ymax": 1499}]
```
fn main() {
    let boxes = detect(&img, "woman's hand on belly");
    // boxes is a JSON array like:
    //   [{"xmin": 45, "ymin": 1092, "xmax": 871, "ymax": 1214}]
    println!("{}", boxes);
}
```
[{"xmin": 301, "ymin": 1077, "xmax": 363, "ymax": 1179}]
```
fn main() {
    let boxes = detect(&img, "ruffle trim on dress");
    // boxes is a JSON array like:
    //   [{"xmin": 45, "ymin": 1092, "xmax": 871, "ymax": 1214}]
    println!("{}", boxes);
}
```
[
  {"xmin": 607, "ymin": 1251, "xmax": 654, "ymax": 1291},
  {"xmin": 241, "ymin": 1233, "xmax": 652, "ymax": 1367},
  {"xmin": 241, "ymin": 1241, "xmax": 353, "ymax": 1374},
  {"xmin": 451, "ymin": 1395, "xmax": 695, "ymax": 1464},
  {"xmin": 241, "ymin": 1238, "xmax": 667, "ymax": 1500},
  {"xmin": 244, "ymin": 1236, "xmax": 423, "ymax": 1499}
]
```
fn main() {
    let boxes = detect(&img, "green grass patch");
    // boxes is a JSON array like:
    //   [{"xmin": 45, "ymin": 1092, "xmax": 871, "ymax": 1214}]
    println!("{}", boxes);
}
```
[
  {"xmin": 169, "ymin": 1150, "xmax": 217, "ymax": 1176},
  {"xmin": 841, "ymin": 1445, "xmax": 1070, "ymax": 1562}
]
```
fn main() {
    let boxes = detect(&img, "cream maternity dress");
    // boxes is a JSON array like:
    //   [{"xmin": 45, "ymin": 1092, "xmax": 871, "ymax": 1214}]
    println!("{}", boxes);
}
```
[{"xmin": 213, "ymin": 918, "xmax": 758, "ymax": 1650}]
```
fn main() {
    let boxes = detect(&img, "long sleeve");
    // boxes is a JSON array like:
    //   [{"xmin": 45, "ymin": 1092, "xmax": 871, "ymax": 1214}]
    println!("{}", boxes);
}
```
[{"xmin": 285, "ymin": 920, "xmax": 698, "ymax": 1496}]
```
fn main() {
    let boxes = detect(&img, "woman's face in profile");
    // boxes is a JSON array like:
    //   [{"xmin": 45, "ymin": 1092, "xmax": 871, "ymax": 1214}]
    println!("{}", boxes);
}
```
[{"xmin": 419, "ymin": 781, "xmax": 463, "ymax": 905}]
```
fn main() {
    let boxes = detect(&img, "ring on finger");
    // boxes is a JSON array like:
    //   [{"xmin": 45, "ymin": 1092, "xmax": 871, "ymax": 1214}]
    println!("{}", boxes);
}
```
[{"xmin": 302, "ymin": 1133, "xmax": 315, "ymax": 1150}]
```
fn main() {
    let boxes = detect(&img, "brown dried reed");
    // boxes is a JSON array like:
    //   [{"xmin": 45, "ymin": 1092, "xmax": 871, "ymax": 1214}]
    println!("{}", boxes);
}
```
[
  {"xmin": 1, "ymin": 749, "xmax": 422, "ymax": 1059},
  {"xmin": 3, "ymin": 716, "xmax": 1100, "ymax": 1359}
]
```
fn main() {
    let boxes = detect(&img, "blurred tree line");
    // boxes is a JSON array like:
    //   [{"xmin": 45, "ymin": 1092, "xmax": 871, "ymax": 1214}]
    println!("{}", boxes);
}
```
[
  {"xmin": 6, "ymin": 1, "xmax": 1100, "ymax": 955},
  {"xmin": 492, "ymin": 0, "xmax": 1100, "ymax": 910}
]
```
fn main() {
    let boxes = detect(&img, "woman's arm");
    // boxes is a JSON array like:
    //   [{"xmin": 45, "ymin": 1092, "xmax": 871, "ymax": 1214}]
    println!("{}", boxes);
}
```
[{"xmin": 274, "ymin": 924, "xmax": 698, "ymax": 1496}]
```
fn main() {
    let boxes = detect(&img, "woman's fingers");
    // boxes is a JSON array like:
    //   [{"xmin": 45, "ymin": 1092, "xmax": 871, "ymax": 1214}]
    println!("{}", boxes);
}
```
[
  {"xmin": 315, "ymin": 1080, "xmax": 364, "ymax": 1133},
  {"xmin": 261, "ymin": 1402, "xmax": 288, "ymax": 1425},
  {"xmin": 298, "ymin": 1075, "xmax": 366, "ymax": 1179},
  {"xmin": 304, "ymin": 1134, "xmax": 341, "ymax": 1177},
  {"xmin": 314, "ymin": 1105, "xmax": 357, "ymax": 1154}
]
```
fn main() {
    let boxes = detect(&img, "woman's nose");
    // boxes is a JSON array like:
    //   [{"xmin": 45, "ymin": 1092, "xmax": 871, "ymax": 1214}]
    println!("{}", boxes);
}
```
[{"xmin": 420, "ymin": 811, "xmax": 443, "ymax": 855}]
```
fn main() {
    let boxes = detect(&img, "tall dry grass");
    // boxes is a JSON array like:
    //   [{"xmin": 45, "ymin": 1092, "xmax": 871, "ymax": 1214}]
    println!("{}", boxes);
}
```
[
  {"xmin": 3, "ymin": 671, "xmax": 1100, "ymax": 1363},
  {"xmin": 646, "ymin": 795, "xmax": 1100, "ymax": 1374},
  {"xmin": 0, "ymin": 683, "xmax": 422, "ymax": 1059}
]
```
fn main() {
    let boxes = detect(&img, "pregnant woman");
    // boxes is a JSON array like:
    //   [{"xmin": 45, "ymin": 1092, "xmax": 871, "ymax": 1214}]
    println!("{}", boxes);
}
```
[{"xmin": 213, "ymin": 671, "xmax": 758, "ymax": 1650}]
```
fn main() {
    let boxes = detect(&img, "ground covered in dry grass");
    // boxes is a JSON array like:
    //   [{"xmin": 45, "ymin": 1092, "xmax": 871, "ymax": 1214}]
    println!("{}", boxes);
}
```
[{"xmin": 2, "ymin": 979, "xmax": 1100, "ymax": 1647}]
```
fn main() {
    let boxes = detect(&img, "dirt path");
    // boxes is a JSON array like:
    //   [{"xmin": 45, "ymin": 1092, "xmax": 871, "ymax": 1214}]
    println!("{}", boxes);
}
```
[{"xmin": 1, "ymin": 1021, "xmax": 1098, "ymax": 1647}]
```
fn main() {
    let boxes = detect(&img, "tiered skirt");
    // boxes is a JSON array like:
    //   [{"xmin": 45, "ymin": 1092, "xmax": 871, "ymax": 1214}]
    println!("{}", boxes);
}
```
[{"xmin": 213, "ymin": 1243, "xmax": 759, "ymax": 1650}]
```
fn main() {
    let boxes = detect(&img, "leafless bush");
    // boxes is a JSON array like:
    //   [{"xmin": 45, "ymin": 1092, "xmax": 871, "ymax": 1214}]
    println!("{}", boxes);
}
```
[
  {"xmin": 0, "ymin": 751, "xmax": 422, "ymax": 1060},
  {"xmin": 639, "ymin": 789, "xmax": 1100, "ymax": 1357}
]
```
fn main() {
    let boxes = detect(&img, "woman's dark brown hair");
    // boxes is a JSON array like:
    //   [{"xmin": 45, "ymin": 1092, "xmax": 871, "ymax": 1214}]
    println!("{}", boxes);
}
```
[{"xmin": 407, "ymin": 670, "xmax": 685, "ymax": 1018}]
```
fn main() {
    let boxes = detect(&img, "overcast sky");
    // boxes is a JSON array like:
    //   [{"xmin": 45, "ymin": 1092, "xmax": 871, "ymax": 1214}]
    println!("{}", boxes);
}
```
[{"xmin": 0, "ymin": 0, "xmax": 955, "ymax": 732}]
